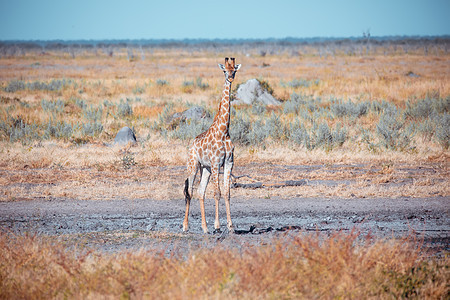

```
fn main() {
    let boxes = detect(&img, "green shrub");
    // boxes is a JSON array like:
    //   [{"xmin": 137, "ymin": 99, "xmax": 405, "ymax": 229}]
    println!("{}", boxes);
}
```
[
  {"xmin": 171, "ymin": 118, "xmax": 212, "ymax": 140},
  {"xmin": 265, "ymin": 112, "xmax": 286, "ymax": 140},
  {"xmin": 5, "ymin": 79, "xmax": 73, "ymax": 93},
  {"xmin": 251, "ymin": 102, "xmax": 266, "ymax": 115},
  {"xmin": 195, "ymin": 77, "xmax": 209, "ymax": 90},
  {"xmin": 434, "ymin": 113, "xmax": 449, "ymax": 149},
  {"xmin": 329, "ymin": 98, "xmax": 368, "ymax": 119},
  {"xmin": 289, "ymin": 121, "xmax": 311, "ymax": 149},
  {"xmin": 247, "ymin": 120, "xmax": 267, "ymax": 146},
  {"xmin": 43, "ymin": 118, "xmax": 73, "ymax": 140},
  {"xmin": 182, "ymin": 80, "xmax": 194, "ymax": 87},
  {"xmin": 0, "ymin": 116, "xmax": 40, "ymax": 144},
  {"xmin": 41, "ymin": 99, "xmax": 64, "ymax": 114},
  {"xmin": 283, "ymin": 93, "xmax": 319, "ymax": 115},
  {"xmin": 75, "ymin": 98, "xmax": 87, "ymax": 110},
  {"xmin": 83, "ymin": 105, "xmax": 103, "ymax": 122},
  {"xmin": 156, "ymin": 79, "xmax": 169, "ymax": 86},
  {"xmin": 280, "ymin": 78, "xmax": 319, "ymax": 88},
  {"xmin": 81, "ymin": 121, "xmax": 103, "ymax": 137},
  {"xmin": 4, "ymin": 80, "xmax": 26, "ymax": 93},
  {"xmin": 133, "ymin": 84, "xmax": 146, "ymax": 94},
  {"xmin": 117, "ymin": 99, "xmax": 133, "ymax": 117},
  {"xmin": 377, "ymin": 106, "xmax": 414, "ymax": 150},
  {"xmin": 405, "ymin": 97, "xmax": 449, "ymax": 119},
  {"xmin": 229, "ymin": 113, "xmax": 252, "ymax": 145}
]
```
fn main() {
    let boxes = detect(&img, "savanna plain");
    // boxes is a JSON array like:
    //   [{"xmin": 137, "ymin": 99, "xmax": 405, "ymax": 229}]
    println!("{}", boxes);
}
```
[{"xmin": 0, "ymin": 40, "xmax": 449, "ymax": 298}]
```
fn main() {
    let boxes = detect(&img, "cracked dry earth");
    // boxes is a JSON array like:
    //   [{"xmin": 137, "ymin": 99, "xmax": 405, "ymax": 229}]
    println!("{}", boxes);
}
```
[{"xmin": 0, "ymin": 162, "xmax": 448, "ymax": 253}]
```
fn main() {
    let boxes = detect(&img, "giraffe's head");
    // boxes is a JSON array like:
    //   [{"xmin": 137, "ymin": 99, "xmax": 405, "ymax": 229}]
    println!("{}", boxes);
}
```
[{"xmin": 218, "ymin": 57, "xmax": 241, "ymax": 83}]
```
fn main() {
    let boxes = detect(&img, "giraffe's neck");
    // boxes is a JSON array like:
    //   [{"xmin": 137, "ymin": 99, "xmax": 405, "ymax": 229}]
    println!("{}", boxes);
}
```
[{"xmin": 212, "ymin": 80, "xmax": 232, "ymax": 137}]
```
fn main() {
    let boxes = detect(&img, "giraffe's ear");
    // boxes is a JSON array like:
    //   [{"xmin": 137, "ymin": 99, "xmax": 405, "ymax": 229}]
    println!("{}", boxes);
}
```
[
  {"xmin": 218, "ymin": 63, "xmax": 226, "ymax": 71},
  {"xmin": 234, "ymin": 64, "xmax": 241, "ymax": 71}
]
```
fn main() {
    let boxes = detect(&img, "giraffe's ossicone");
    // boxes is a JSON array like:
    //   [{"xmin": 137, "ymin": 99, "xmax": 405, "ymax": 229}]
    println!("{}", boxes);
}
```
[{"xmin": 183, "ymin": 57, "xmax": 241, "ymax": 234}]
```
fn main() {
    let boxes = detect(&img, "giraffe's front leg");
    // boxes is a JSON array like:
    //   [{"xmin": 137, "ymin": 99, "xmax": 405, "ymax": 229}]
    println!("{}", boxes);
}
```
[
  {"xmin": 210, "ymin": 166, "xmax": 221, "ymax": 232},
  {"xmin": 223, "ymin": 152, "xmax": 234, "ymax": 232}
]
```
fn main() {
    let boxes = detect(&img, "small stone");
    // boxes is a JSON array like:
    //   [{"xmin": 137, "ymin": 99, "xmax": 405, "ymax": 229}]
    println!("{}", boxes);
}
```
[{"xmin": 114, "ymin": 127, "xmax": 137, "ymax": 145}]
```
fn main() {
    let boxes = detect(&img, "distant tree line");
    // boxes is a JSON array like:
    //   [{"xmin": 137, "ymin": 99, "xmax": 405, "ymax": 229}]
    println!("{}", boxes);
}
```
[{"xmin": 0, "ymin": 36, "xmax": 448, "ymax": 58}]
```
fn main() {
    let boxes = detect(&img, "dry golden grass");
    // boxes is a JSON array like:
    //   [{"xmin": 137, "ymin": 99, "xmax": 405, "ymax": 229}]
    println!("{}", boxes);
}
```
[
  {"xmin": 0, "ymin": 46, "xmax": 448, "ymax": 205},
  {"xmin": 1, "ymin": 46, "xmax": 449, "ymax": 299},
  {"xmin": 0, "ymin": 139, "xmax": 448, "ymax": 202},
  {"xmin": 1, "ymin": 49, "xmax": 449, "ymax": 104},
  {"xmin": 0, "ymin": 231, "xmax": 448, "ymax": 299}
]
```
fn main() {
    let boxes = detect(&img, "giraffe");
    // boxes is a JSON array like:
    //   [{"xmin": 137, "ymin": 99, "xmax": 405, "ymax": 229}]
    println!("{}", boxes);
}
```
[{"xmin": 183, "ymin": 57, "xmax": 241, "ymax": 234}]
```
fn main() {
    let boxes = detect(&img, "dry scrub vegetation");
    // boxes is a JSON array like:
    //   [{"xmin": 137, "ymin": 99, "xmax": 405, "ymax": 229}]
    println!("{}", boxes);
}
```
[
  {"xmin": 1, "ymin": 231, "xmax": 448, "ymax": 299},
  {"xmin": 0, "ymin": 40, "xmax": 449, "ymax": 201},
  {"xmin": 0, "ymin": 40, "xmax": 449, "ymax": 298}
]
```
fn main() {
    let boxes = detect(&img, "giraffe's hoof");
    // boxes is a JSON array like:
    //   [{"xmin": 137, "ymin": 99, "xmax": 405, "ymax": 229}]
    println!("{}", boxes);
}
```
[{"xmin": 213, "ymin": 228, "xmax": 222, "ymax": 234}]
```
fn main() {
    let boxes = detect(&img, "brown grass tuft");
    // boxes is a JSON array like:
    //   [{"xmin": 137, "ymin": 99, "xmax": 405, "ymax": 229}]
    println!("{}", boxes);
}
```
[{"xmin": 0, "ymin": 231, "xmax": 448, "ymax": 299}]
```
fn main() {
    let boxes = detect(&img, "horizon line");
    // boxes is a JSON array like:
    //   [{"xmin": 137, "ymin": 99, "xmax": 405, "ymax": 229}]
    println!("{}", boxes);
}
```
[{"xmin": 1, "ymin": 34, "xmax": 449, "ymax": 43}]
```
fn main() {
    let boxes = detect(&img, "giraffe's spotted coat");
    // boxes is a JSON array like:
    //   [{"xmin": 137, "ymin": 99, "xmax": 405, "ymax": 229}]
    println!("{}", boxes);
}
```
[{"xmin": 183, "ymin": 58, "xmax": 241, "ymax": 233}]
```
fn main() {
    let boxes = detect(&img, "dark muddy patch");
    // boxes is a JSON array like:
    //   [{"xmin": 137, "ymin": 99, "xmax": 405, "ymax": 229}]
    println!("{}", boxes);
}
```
[{"xmin": 0, "ymin": 196, "xmax": 448, "ymax": 254}]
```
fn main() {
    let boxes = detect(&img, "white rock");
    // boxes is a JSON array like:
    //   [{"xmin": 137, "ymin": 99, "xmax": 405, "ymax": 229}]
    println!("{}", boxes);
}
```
[{"xmin": 234, "ymin": 79, "xmax": 281, "ymax": 106}]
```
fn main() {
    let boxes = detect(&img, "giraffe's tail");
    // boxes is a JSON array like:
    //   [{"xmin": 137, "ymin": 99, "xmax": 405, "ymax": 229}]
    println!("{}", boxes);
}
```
[{"xmin": 184, "ymin": 178, "xmax": 191, "ymax": 205}]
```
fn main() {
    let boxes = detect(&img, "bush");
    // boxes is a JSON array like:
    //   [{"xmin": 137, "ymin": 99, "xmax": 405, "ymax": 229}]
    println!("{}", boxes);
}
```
[
  {"xmin": 156, "ymin": 79, "xmax": 169, "ymax": 86},
  {"xmin": 81, "ymin": 121, "xmax": 103, "ymax": 137},
  {"xmin": 405, "ymin": 97, "xmax": 449, "ymax": 119},
  {"xmin": 289, "ymin": 121, "xmax": 311, "ymax": 149},
  {"xmin": 133, "ymin": 84, "xmax": 146, "ymax": 94},
  {"xmin": 289, "ymin": 121, "xmax": 347, "ymax": 150},
  {"xmin": 41, "ymin": 99, "xmax": 65, "ymax": 114},
  {"xmin": 117, "ymin": 99, "xmax": 133, "ymax": 117},
  {"xmin": 247, "ymin": 120, "xmax": 267, "ymax": 146},
  {"xmin": 182, "ymin": 80, "xmax": 194, "ymax": 87},
  {"xmin": 4, "ymin": 79, "xmax": 72, "ymax": 93},
  {"xmin": 83, "ymin": 105, "xmax": 103, "ymax": 122},
  {"xmin": 75, "ymin": 98, "xmax": 87, "ymax": 110},
  {"xmin": 229, "ymin": 113, "xmax": 252, "ymax": 145},
  {"xmin": 121, "ymin": 153, "xmax": 137, "ymax": 169},
  {"xmin": 313, "ymin": 123, "xmax": 333, "ymax": 150},
  {"xmin": 0, "ymin": 116, "xmax": 40, "ymax": 143},
  {"xmin": 4, "ymin": 80, "xmax": 26, "ymax": 93},
  {"xmin": 377, "ymin": 106, "xmax": 413, "ymax": 150},
  {"xmin": 265, "ymin": 112, "xmax": 286, "ymax": 140},
  {"xmin": 152, "ymin": 103, "xmax": 174, "ymax": 133},
  {"xmin": 43, "ymin": 118, "xmax": 73, "ymax": 140},
  {"xmin": 195, "ymin": 77, "xmax": 209, "ymax": 90},
  {"xmin": 283, "ymin": 93, "xmax": 307, "ymax": 114},
  {"xmin": 251, "ymin": 102, "xmax": 266, "ymax": 115},
  {"xmin": 171, "ymin": 118, "xmax": 212, "ymax": 140},
  {"xmin": 434, "ymin": 113, "xmax": 449, "ymax": 149},
  {"xmin": 329, "ymin": 98, "xmax": 368, "ymax": 119},
  {"xmin": 280, "ymin": 78, "xmax": 320, "ymax": 88},
  {"xmin": 283, "ymin": 93, "xmax": 319, "ymax": 116},
  {"xmin": 331, "ymin": 123, "xmax": 347, "ymax": 147}
]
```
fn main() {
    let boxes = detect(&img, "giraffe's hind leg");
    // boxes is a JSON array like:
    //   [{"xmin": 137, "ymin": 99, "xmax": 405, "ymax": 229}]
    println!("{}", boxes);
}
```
[
  {"xmin": 183, "ymin": 162, "xmax": 199, "ymax": 232},
  {"xmin": 210, "ymin": 165, "xmax": 222, "ymax": 232},
  {"xmin": 197, "ymin": 167, "xmax": 211, "ymax": 233}
]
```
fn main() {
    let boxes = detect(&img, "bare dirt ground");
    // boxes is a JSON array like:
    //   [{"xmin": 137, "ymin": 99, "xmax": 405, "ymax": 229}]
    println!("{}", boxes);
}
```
[{"xmin": 1, "ymin": 162, "xmax": 448, "ymax": 254}]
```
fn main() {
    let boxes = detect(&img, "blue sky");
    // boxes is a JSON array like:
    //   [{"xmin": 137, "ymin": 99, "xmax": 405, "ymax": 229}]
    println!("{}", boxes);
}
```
[{"xmin": 0, "ymin": 0, "xmax": 449, "ymax": 40}]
